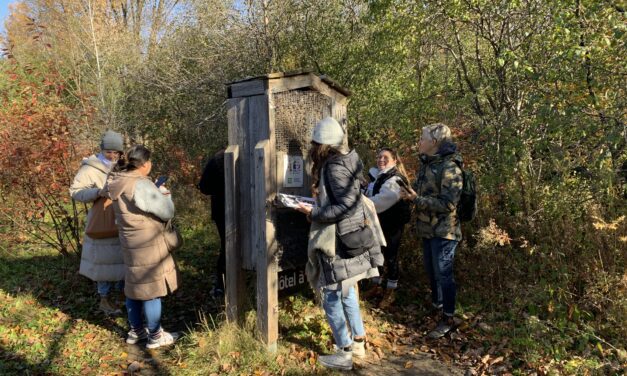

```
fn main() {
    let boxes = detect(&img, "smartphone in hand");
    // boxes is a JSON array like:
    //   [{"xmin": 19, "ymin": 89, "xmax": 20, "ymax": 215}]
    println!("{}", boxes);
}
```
[{"xmin": 155, "ymin": 175, "xmax": 169, "ymax": 188}]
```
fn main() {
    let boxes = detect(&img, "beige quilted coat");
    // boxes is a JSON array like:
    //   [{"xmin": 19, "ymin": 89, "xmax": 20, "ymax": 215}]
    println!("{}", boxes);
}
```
[
  {"xmin": 106, "ymin": 171, "xmax": 179, "ymax": 300},
  {"xmin": 70, "ymin": 155, "xmax": 125, "ymax": 282}
]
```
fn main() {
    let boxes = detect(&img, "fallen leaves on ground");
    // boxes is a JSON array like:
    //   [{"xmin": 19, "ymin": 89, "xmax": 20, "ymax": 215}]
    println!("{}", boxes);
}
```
[{"xmin": 361, "ymin": 294, "xmax": 518, "ymax": 375}]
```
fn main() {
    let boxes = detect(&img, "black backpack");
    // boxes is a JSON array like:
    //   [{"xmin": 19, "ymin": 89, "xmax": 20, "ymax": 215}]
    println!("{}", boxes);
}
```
[{"xmin": 436, "ymin": 159, "xmax": 477, "ymax": 222}]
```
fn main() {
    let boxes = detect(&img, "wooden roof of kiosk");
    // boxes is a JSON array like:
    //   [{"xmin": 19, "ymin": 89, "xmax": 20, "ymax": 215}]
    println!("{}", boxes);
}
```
[
  {"xmin": 223, "ymin": 71, "xmax": 350, "ymax": 352},
  {"xmin": 226, "ymin": 69, "xmax": 351, "ymax": 100}
]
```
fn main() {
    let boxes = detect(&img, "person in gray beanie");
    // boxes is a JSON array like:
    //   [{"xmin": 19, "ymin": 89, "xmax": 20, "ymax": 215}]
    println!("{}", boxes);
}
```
[
  {"xmin": 294, "ymin": 117, "xmax": 384, "ymax": 370},
  {"xmin": 70, "ymin": 130, "xmax": 126, "ymax": 315},
  {"xmin": 101, "ymin": 130, "xmax": 124, "ymax": 153}
]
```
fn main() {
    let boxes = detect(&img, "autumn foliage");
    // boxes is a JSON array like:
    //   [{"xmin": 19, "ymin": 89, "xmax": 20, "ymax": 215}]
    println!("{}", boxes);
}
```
[
  {"xmin": 0, "ymin": 0, "xmax": 625, "ymax": 374},
  {"xmin": 0, "ymin": 58, "xmax": 92, "ymax": 254}
]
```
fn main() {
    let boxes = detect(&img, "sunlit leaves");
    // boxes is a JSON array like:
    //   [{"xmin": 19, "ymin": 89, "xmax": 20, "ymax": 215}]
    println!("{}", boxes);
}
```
[{"xmin": 0, "ymin": 59, "xmax": 91, "ymax": 254}]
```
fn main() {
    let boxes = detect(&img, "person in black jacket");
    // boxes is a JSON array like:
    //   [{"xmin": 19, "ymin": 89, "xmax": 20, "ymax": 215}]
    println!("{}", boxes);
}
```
[
  {"xmin": 294, "ymin": 117, "xmax": 384, "ymax": 371},
  {"xmin": 198, "ymin": 149, "xmax": 226, "ymax": 298},
  {"xmin": 364, "ymin": 147, "xmax": 411, "ymax": 308}
]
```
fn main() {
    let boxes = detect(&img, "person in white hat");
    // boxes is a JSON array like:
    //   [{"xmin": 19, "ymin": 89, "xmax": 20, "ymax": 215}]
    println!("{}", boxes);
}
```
[{"xmin": 294, "ymin": 117, "xmax": 384, "ymax": 371}]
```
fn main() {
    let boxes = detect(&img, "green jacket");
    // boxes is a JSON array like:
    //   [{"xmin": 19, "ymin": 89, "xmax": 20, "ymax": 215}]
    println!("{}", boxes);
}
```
[{"xmin": 412, "ymin": 142, "xmax": 463, "ymax": 241}]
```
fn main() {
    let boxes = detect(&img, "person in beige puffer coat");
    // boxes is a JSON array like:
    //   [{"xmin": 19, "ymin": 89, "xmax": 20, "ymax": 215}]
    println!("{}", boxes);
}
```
[
  {"xmin": 70, "ymin": 130, "xmax": 126, "ymax": 315},
  {"xmin": 106, "ymin": 145, "xmax": 180, "ymax": 349}
]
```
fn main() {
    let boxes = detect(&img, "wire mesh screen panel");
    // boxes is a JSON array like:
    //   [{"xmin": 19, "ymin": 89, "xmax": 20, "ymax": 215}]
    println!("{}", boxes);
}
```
[
  {"xmin": 273, "ymin": 89, "xmax": 332, "ymax": 271},
  {"xmin": 274, "ymin": 90, "xmax": 332, "ymax": 154}
]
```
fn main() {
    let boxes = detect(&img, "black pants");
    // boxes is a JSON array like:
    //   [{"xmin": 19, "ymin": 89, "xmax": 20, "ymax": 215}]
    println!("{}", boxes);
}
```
[
  {"xmin": 214, "ymin": 218, "xmax": 226, "ymax": 291},
  {"xmin": 380, "ymin": 225, "xmax": 404, "ymax": 283}
]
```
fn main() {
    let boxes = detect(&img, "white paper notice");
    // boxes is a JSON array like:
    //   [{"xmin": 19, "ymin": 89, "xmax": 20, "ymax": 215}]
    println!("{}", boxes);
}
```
[
  {"xmin": 283, "ymin": 155, "xmax": 304, "ymax": 188},
  {"xmin": 277, "ymin": 193, "xmax": 315, "ymax": 209}
]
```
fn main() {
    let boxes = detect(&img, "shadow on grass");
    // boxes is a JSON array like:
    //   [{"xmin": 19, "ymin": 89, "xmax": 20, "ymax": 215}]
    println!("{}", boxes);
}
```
[
  {"xmin": 0, "ymin": 343, "xmax": 60, "ymax": 375},
  {"xmin": 0, "ymin": 226, "xmax": 222, "ymax": 375},
  {"xmin": 2, "ymin": 224, "xmax": 449, "ymax": 375}
]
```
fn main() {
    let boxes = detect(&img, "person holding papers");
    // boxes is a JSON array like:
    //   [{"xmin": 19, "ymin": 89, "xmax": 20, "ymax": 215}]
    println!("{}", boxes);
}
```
[{"xmin": 293, "ymin": 117, "xmax": 384, "ymax": 371}]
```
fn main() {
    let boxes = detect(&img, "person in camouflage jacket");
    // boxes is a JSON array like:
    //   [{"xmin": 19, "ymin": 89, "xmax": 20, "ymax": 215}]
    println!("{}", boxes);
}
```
[
  {"xmin": 400, "ymin": 123, "xmax": 463, "ymax": 339},
  {"xmin": 413, "ymin": 144, "xmax": 463, "ymax": 242}
]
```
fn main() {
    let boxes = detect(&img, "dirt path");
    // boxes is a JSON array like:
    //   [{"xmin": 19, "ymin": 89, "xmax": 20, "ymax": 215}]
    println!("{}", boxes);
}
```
[
  {"xmin": 123, "ymin": 342, "xmax": 463, "ymax": 376},
  {"xmin": 354, "ymin": 350, "xmax": 462, "ymax": 375}
]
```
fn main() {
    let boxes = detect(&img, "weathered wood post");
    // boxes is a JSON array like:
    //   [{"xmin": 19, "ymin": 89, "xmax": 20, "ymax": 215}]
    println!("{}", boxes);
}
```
[
  {"xmin": 224, "ymin": 70, "xmax": 350, "ymax": 351},
  {"xmin": 254, "ymin": 140, "xmax": 278, "ymax": 351},
  {"xmin": 224, "ymin": 145, "xmax": 245, "ymax": 322}
]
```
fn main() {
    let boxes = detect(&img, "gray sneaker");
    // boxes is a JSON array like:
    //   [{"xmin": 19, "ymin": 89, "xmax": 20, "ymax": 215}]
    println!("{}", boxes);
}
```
[
  {"xmin": 427, "ymin": 315, "xmax": 455, "ymax": 339},
  {"xmin": 146, "ymin": 329, "xmax": 179, "ymax": 349},
  {"xmin": 318, "ymin": 347, "xmax": 353, "ymax": 371},
  {"xmin": 126, "ymin": 328, "xmax": 148, "ymax": 344}
]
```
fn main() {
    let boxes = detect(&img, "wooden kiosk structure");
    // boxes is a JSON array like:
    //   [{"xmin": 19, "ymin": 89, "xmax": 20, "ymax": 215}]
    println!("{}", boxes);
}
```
[{"xmin": 224, "ymin": 71, "xmax": 350, "ymax": 351}]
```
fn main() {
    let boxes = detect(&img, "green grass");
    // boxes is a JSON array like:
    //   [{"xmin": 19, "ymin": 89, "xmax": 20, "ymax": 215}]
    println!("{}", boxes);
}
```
[
  {"xmin": 0, "ymin": 246, "xmax": 136, "ymax": 374},
  {"xmin": 1, "ymin": 194, "xmax": 625, "ymax": 375},
  {"xmin": 0, "ymin": 209, "xmax": 337, "ymax": 375}
]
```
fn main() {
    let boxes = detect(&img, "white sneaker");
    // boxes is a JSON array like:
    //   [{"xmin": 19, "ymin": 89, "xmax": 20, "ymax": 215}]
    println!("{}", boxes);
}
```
[
  {"xmin": 146, "ymin": 329, "xmax": 179, "ymax": 349},
  {"xmin": 332, "ymin": 340, "xmax": 366, "ymax": 358},
  {"xmin": 126, "ymin": 328, "xmax": 148, "ymax": 344},
  {"xmin": 352, "ymin": 340, "xmax": 366, "ymax": 358},
  {"xmin": 318, "ymin": 347, "xmax": 353, "ymax": 371}
]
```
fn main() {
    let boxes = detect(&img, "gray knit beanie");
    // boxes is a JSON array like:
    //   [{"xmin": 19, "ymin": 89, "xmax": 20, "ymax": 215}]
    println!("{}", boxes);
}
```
[
  {"xmin": 312, "ymin": 117, "xmax": 344, "ymax": 147},
  {"xmin": 100, "ymin": 130, "xmax": 124, "ymax": 152}
]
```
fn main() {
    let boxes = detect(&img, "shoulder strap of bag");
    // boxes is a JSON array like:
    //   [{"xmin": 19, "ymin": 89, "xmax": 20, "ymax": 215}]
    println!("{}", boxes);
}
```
[{"xmin": 435, "ymin": 157, "xmax": 462, "ymax": 193}]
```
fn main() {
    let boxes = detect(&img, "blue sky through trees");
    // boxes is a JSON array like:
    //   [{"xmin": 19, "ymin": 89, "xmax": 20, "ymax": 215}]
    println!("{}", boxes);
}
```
[{"xmin": 0, "ymin": 0, "xmax": 13, "ymax": 34}]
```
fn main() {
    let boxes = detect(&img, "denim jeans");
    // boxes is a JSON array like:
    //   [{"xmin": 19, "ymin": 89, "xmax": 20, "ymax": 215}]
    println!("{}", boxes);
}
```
[
  {"xmin": 322, "ymin": 286, "xmax": 365, "ymax": 349},
  {"xmin": 126, "ymin": 298, "xmax": 162, "ymax": 334},
  {"xmin": 97, "ymin": 280, "xmax": 124, "ymax": 297},
  {"xmin": 422, "ymin": 237, "xmax": 458, "ymax": 316}
]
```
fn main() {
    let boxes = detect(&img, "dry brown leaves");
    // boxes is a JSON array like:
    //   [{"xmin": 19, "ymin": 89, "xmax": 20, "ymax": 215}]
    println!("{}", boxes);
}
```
[
  {"xmin": 363, "ymin": 305, "xmax": 516, "ymax": 375},
  {"xmin": 288, "ymin": 343, "xmax": 317, "ymax": 372}
]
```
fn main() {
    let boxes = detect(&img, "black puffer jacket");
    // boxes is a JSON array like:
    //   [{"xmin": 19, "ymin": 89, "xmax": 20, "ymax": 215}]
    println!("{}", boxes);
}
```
[
  {"xmin": 311, "ymin": 150, "xmax": 368, "ymax": 237},
  {"xmin": 311, "ymin": 150, "xmax": 384, "ymax": 286}
]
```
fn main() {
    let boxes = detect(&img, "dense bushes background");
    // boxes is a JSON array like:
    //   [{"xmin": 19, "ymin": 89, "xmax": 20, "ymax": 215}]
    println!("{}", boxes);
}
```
[{"xmin": 1, "ymin": 0, "xmax": 625, "ymax": 371}]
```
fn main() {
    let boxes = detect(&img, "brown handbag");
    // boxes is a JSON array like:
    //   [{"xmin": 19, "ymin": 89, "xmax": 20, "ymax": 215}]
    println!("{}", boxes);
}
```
[
  {"xmin": 163, "ymin": 219, "xmax": 183, "ymax": 251},
  {"xmin": 85, "ymin": 197, "xmax": 119, "ymax": 239}
]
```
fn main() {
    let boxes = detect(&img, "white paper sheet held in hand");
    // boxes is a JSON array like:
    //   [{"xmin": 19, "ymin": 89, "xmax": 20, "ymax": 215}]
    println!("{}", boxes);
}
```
[{"xmin": 277, "ymin": 193, "xmax": 316, "ymax": 209}]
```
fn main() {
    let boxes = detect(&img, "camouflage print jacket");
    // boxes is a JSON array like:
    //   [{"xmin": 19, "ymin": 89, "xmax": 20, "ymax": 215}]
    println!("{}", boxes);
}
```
[{"xmin": 412, "ymin": 142, "xmax": 463, "ymax": 241}]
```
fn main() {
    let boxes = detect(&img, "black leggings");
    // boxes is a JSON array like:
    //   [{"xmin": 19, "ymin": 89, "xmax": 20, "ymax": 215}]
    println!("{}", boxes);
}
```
[
  {"xmin": 215, "ymin": 219, "xmax": 226, "ymax": 290},
  {"xmin": 381, "ymin": 226, "xmax": 404, "ymax": 283}
]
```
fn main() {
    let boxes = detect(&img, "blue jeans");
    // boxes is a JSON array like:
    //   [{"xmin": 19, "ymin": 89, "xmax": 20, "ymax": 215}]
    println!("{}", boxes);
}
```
[
  {"xmin": 322, "ymin": 286, "xmax": 365, "ymax": 349},
  {"xmin": 422, "ymin": 238, "xmax": 458, "ymax": 316},
  {"xmin": 97, "ymin": 280, "xmax": 124, "ymax": 297},
  {"xmin": 126, "ymin": 298, "xmax": 162, "ymax": 334}
]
